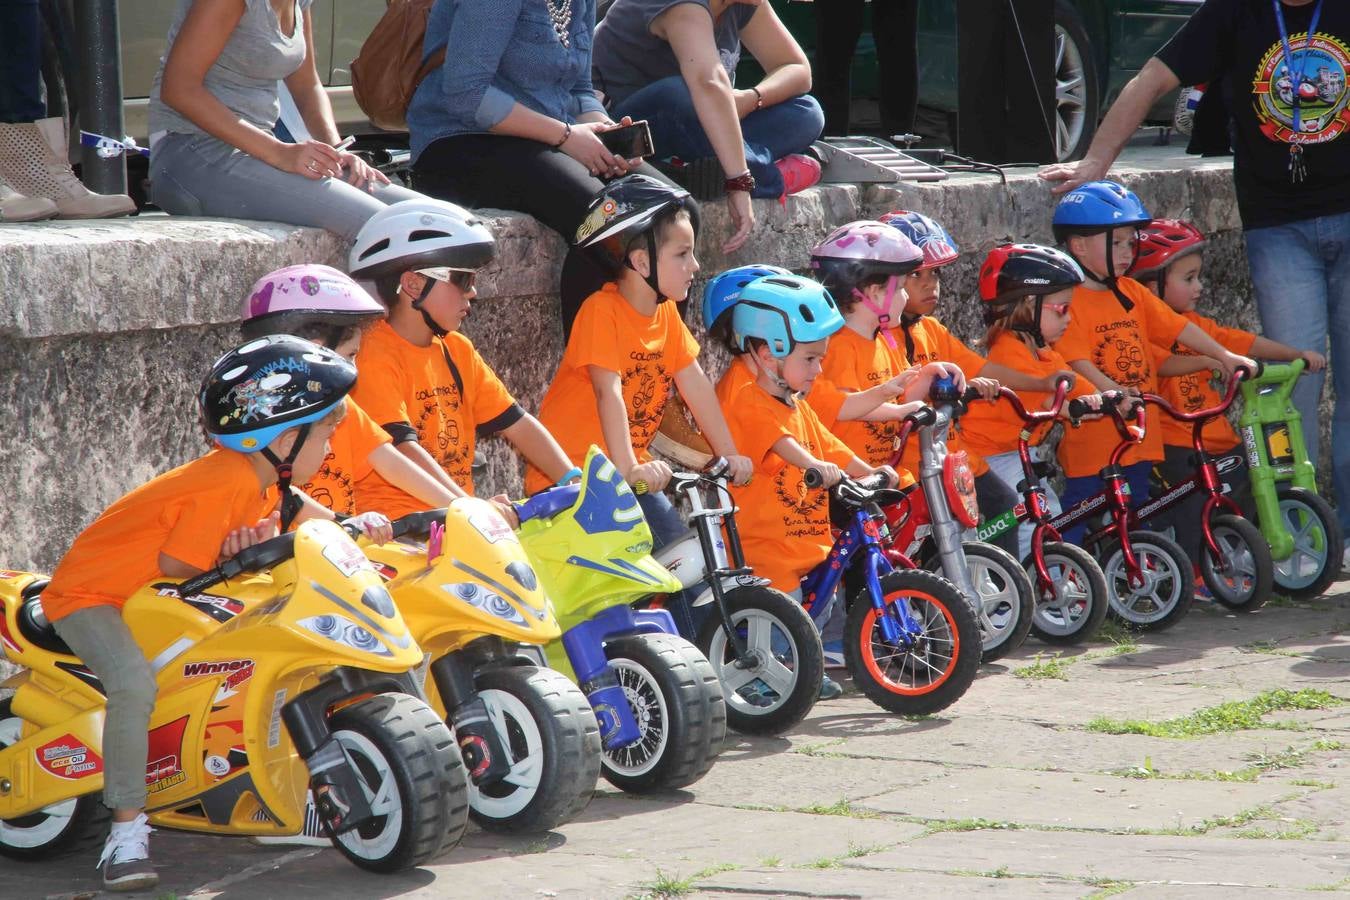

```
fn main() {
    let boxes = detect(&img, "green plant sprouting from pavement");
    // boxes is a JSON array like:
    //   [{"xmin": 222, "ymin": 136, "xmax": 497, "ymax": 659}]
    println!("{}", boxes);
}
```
[{"xmin": 1086, "ymin": 689, "xmax": 1341, "ymax": 738}]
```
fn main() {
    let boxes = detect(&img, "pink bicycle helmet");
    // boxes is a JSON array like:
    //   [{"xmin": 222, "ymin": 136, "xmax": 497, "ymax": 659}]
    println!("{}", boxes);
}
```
[
  {"xmin": 809, "ymin": 220, "xmax": 924, "ymax": 292},
  {"xmin": 240, "ymin": 264, "xmax": 385, "ymax": 340}
]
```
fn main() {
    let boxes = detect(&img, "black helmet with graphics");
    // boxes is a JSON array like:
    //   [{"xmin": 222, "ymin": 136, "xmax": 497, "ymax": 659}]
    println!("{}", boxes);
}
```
[{"xmin": 574, "ymin": 175, "xmax": 697, "ymax": 299}]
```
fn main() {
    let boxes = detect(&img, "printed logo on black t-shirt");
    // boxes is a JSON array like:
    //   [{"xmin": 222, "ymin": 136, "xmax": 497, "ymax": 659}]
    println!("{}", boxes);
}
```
[{"xmin": 1253, "ymin": 31, "xmax": 1350, "ymax": 145}]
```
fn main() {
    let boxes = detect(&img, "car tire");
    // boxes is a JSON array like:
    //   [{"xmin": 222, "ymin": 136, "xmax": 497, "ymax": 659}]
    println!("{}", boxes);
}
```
[{"xmin": 1054, "ymin": 0, "xmax": 1101, "ymax": 162}]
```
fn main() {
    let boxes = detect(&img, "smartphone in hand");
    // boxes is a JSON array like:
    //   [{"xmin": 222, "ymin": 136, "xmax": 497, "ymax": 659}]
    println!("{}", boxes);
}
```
[{"xmin": 598, "ymin": 120, "xmax": 655, "ymax": 159}]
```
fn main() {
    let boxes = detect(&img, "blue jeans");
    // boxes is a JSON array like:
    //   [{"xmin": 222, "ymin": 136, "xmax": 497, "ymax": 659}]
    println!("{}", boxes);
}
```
[
  {"xmin": 1057, "ymin": 461, "xmax": 1153, "ymax": 547},
  {"xmin": 614, "ymin": 76, "xmax": 825, "ymax": 199},
  {"xmin": 636, "ymin": 491, "xmax": 707, "ymax": 638},
  {"xmin": 1245, "ymin": 211, "xmax": 1350, "ymax": 537},
  {"xmin": 0, "ymin": 0, "xmax": 44, "ymax": 123}
]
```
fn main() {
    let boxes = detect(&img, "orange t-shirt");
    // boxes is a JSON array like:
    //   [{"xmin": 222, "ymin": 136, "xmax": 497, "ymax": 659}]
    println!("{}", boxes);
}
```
[
  {"xmin": 42, "ymin": 450, "xmax": 278, "ymax": 622},
  {"xmin": 1051, "ymin": 278, "xmax": 1188, "ymax": 477},
  {"xmin": 960, "ymin": 332, "xmax": 1094, "ymax": 460},
  {"xmin": 894, "ymin": 315, "xmax": 989, "ymax": 476},
  {"xmin": 351, "ymin": 321, "xmax": 520, "ymax": 513},
  {"xmin": 297, "ymin": 398, "xmax": 394, "ymax": 517},
  {"xmin": 718, "ymin": 370, "xmax": 856, "ymax": 591},
  {"xmin": 1154, "ymin": 311, "xmax": 1256, "ymax": 452},
  {"xmin": 527, "ymin": 284, "xmax": 700, "ymax": 493}
]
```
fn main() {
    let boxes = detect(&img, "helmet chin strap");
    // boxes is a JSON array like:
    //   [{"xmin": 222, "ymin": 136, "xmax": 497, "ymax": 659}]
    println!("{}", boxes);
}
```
[
  {"xmin": 1066, "ymin": 228, "xmax": 1135, "ymax": 312},
  {"xmin": 745, "ymin": 349, "xmax": 795, "ymax": 400},
  {"xmin": 1011, "ymin": 297, "xmax": 1048, "ymax": 349},
  {"xmin": 406, "ymin": 279, "xmax": 448, "ymax": 338},
  {"xmin": 260, "ymin": 422, "xmax": 312, "ymax": 533},
  {"xmin": 852, "ymin": 276, "xmax": 900, "ymax": 349}
]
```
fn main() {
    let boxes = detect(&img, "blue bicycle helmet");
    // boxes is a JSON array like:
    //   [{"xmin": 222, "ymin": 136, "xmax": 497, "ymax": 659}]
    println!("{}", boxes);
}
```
[
  {"xmin": 1051, "ymin": 180, "xmax": 1151, "ymax": 238},
  {"xmin": 1051, "ymin": 180, "xmax": 1151, "ymax": 311},
  {"xmin": 731, "ymin": 274, "xmax": 844, "ymax": 358},
  {"xmin": 701, "ymin": 264, "xmax": 792, "ymax": 330}
]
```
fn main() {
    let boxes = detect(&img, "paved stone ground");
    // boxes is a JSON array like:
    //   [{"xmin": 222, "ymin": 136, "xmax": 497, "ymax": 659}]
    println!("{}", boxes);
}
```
[{"xmin": 11, "ymin": 585, "xmax": 1350, "ymax": 899}]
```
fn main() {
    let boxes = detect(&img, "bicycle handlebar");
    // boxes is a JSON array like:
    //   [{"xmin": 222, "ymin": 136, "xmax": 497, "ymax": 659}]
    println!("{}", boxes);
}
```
[
  {"xmin": 177, "ymin": 531, "xmax": 299, "ymax": 597},
  {"xmin": 1143, "ymin": 363, "xmax": 1259, "ymax": 424}
]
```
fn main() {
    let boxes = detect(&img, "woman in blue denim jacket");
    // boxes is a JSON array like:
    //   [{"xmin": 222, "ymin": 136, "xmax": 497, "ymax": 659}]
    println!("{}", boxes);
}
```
[{"xmin": 408, "ymin": 0, "xmax": 683, "ymax": 330}]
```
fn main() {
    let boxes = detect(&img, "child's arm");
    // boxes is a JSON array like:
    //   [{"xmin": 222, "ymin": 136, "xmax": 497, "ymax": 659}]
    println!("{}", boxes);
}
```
[
  {"xmin": 1157, "ymin": 354, "xmax": 1216, "ymax": 377},
  {"xmin": 771, "ymin": 435, "xmax": 842, "ymax": 487},
  {"xmin": 978, "ymin": 360, "xmax": 1074, "ymax": 394},
  {"xmin": 590, "ymin": 366, "xmax": 671, "ymax": 490},
  {"xmin": 392, "ymin": 440, "xmax": 469, "ymax": 498},
  {"xmin": 845, "ymin": 456, "xmax": 899, "ymax": 487},
  {"xmin": 674, "ymin": 362, "xmax": 752, "ymax": 484},
  {"xmin": 502, "ymin": 413, "xmax": 577, "ymax": 484},
  {"xmin": 368, "ymin": 444, "xmax": 460, "ymax": 508},
  {"xmin": 1069, "ymin": 359, "xmax": 1126, "ymax": 394},
  {"xmin": 1248, "ymin": 336, "xmax": 1327, "ymax": 372},
  {"xmin": 851, "ymin": 399, "xmax": 927, "ymax": 422},
  {"xmin": 1176, "ymin": 322, "xmax": 1255, "ymax": 377}
]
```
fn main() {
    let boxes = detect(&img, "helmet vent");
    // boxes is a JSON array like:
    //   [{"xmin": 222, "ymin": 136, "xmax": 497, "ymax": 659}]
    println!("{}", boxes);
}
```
[
  {"xmin": 409, "ymin": 229, "xmax": 451, "ymax": 243},
  {"xmin": 359, "ymin": 238, "xmax": 390, "ymax": 260},
  {"xmin": 799, "ymin": 304, "xmax": 815, "ymax": 323}
]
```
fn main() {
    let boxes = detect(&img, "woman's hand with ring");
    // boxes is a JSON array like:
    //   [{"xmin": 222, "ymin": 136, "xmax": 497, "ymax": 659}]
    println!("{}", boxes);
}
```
[
  {"xmin": 560, "ymin": 120, "xmax": 633, "ymax": 178},
  {"xmin": 273, "ymin": 139, "xmax": 342, "ymax": 180}
]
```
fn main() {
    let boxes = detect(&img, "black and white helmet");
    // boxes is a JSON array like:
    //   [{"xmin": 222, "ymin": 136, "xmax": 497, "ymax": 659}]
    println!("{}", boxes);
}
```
[{"xmin": 347, "ymin": 199, "xmax": 496, "ymax": 281}]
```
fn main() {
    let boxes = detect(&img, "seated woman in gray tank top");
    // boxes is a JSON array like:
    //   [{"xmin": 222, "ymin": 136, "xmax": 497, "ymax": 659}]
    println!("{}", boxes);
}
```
[
  {"xmin": 147, "ymin": 0, "xmax": 420, "ymax": 240},
  {"xmin": 593, "ymin": 0, "xmax": 824, "ymax": 220}
]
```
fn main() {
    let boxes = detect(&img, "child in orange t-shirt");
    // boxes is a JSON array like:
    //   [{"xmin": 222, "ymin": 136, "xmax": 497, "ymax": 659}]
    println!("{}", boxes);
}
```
[
  {"xmin": 529, "ymin": 177, "xmax": 752, "ymax": 578},
  {"xmin": 39, "ymin": 337, "xmax": 362, "ymax": 892},
  {"xmin": 346, "ymin": 200, "xmax": 575, "ymax": 519},
  {"xmin": 797, "ymin": 222, "xmax": 960, "ymax": 479},
  {"xmin": 963, "ymin": 244, "xmax": 1106, "ymax": 560},
  {"xmin": 240, "ymin": 264, "xmax": 464, "ymax": 520},
  {"xmin": 1132, "ymin": 219, "xmax": 1323, "ymax": 566},
  {"xmin": 1048, "ymin": 182, "xmax": 1254, "ymax": 545},
  {"xmin": 875, "ymin": 211, "xmax": 1075, "ymax": 557},
  {"xmin": 718, "ymin": 273, "xmax": 900, "ymax": 698}
]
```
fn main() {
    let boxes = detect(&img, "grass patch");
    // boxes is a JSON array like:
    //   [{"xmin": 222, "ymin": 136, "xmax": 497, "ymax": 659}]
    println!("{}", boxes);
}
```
[
  {"xmin": 1309, "ymin": 876, "xmax": 1350, "ymax": 892},
  {"xmin": 950, "ymin": 865, "xmax": 1015, "ymax": 879},
  {"xmin": 922, "ymin": 817, "xmax": 1022, "ymax": 835},
  {"xmin": 1233, "ymin": 819, "xmax": 1319, "ymax": 840},
  {"xmin": 1014, "ymin": 653, "xmax": 1071, "ymax": 680},
  {"xmin": 630, "ymin": 864, "xmax": 740, "ymax": 899},
  {"xmin": 758, "ymin": 856, "xmax": 782, "ymax": 868},
  {"xmin": 1084, "ymin": 881, "xmax": 1135, "ymax": 899},
  {"xmin": 793, "ymin": 739, "xmax": 848, "ymax": 758},
  {"xmin": 1113, "ymin": 738, "xmax": 1350, "ymax": 783},
  {"xmin": 1086, "ymin": 689, "xmax": 1341, "ymax": 738},
  {"xmin": 1092, "ymin": 619, "xmax": 1137, "ymax": 645},
  {"xmin": 797, "ymin": 798, "xmax": 879, "ymax": 819}
]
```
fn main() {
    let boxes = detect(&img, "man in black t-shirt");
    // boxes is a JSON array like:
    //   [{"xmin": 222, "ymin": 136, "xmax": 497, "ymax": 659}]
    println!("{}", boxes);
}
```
[{"xmin": 1042, "ymin": 0, "xmax": 1350, "ymax": 558}]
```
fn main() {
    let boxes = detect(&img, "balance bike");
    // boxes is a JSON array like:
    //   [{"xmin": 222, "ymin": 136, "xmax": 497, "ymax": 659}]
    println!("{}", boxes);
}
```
[
  {"xmin": 638, "ymin": 459, "xmax": 823, "ymax": 736},
  {"xmin": 362, "ymin": 499, "xmax": 602, "ymax": 834},
  {"xmin": 1237, "ymin": 359, "xmax": 1343, "ymax": 598},
  {"xmin": 882, "ymin": 376, "xmax": 1035, "ymax": 662},
  {"xmin": 515, "ymin": 448, "xmax": 727, "ymax": 794},
  {"xmin": 972, "ymin": 379, "xmax": 1110, "ymax": 644},
  {"xmin": 0, "ymin": 520, "xmax": 467, "ymax": 873},
  {"xmin": 1048, "ymin": 397, "xmax": 1193, "ymax": 631},
  {"xmin": 1135, "ymin": 367, "xmax": 1273, "ymax": 611},
  {"xmin": 801, "ymin": 468, "xmax": 981, "ymax": 714}
]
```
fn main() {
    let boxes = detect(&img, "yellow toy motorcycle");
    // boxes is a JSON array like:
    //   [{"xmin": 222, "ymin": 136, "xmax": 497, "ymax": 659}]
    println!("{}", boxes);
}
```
[
  {"xmin": 361, "ymin": 496, "xmax": 602, "ymax": 833},
  {"xmin": 0, "ymin": 519, "xmax": 467, "ymax": 873}
]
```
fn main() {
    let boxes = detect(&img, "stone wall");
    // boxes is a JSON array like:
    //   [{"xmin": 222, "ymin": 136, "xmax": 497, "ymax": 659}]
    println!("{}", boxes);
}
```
[{"xmin": 0, "ymin": 154, "xmax": 1283, "ymax": 575}]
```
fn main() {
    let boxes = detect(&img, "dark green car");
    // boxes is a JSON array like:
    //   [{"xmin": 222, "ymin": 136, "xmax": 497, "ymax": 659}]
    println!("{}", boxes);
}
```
[{"xmin": 760, "ymin": 0, "xmax": 1200, "ymax": 161}]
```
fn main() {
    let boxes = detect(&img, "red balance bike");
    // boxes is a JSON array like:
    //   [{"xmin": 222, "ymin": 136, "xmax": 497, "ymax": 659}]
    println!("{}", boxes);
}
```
[
  {"xmin": 1047, "ymin": 397, "xmax": 1193, "ymax": 631},
  {"xmin": 1135, "ymin": 366, "xmax": 1273, "ymax": 611},
  {"xmin": 880, "ymin": 376, "xmax": 1035, "ymax": 663},
  {"xmin": 973, "ymin": 379, "xmax": 1111, "ymax": 645}
]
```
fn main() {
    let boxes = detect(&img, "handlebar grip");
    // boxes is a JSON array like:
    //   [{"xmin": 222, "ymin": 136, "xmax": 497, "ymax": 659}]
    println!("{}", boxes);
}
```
[
  {"xmin": 177, "ymin": 568, "xmax": 225, "ymax": 598},
  {"xmin": 390, "ymin": 508, "xmax": 448, "ymax": 539},
  {"xmin": 961, "ymin": 386, "xmax": 981, "ymax": 403},
  {"xmin": 1066, "ymin": 397, "xmax": 1092, "ymax": 421},
  {"xmin": 631, "ymin": 480, "xmax": 648, "ymax": 496},
  {"xmin": 705, "ymin": 457, "xmax": 730, "ymax": 479},
  {"xmin": 904, "ymin": 407, "xmax": 938, "ymax": 428},
  {"xmin": 803, "ymin": 468, "xmax": 824, "ymax": 489}
]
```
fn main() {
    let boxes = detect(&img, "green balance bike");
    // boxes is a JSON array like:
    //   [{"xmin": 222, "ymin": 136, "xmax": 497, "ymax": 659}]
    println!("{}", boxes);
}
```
[{"xmin": 1238, "ymin": 359, "xmax": 1343, "ymax": 599}]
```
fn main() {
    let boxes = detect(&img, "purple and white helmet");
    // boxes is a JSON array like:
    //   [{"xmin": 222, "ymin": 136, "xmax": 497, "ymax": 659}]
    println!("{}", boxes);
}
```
[
  {"xmin": 240, "ymin": 264, "xmax": 385, "ymax": 340},
  {"xmin": 809, "ymin": 220, "xmax": 924, "ymax": 293}
]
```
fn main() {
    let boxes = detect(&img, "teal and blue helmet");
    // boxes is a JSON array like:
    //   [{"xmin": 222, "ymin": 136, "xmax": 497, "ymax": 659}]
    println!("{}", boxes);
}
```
[
  {"xmin": 731, "ymin": 274, "xmax": 844, "ymax": 358},
  {"xmin": 701, "ymin": 264, "xmax": 792, "ymax": 331}
]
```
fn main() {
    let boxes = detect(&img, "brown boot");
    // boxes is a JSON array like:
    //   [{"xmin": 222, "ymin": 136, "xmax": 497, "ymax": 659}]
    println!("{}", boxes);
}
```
[
  {"xmin": 0, "ymin": 117, "xmax": 135, "ymax": 219},
  {"xmin": 0, "ymin": 174, "xmax": 57, "ymax": 221}
]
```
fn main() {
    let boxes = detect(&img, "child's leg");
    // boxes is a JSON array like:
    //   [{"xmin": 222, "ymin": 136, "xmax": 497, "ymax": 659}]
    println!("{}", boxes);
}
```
[
  {"xmin": 1056, "ymin": 473, "xmax": 1102, "ymax": 546},
  {"xmin": 51, "ymin": 605, "xmax": 158, "ymax": 889},
  {"xmin": 982, "ymin": 450, "xmax": 1033, "ymax": 560},
  {"xmin": 636, "ymin": 491, "xmax": 705, "ymax": 639},
  {"xmin": 1155, "ymin": 444, "xmax": 1204, "ymax": 567},
  {"xmin": 1216, "ymin": 445, "xmax": 1255, "ymax": 520},
  {"xmin": 973, "ymin": 471, "xmax": 1020, "ymax": 558}
]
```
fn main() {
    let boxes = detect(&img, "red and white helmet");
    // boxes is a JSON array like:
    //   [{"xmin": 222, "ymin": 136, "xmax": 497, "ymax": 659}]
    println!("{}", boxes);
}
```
[
  {"xmin": 1132, "ymin": 218, "xmax": 1207, "ymax": 281},
  {"xmin": 240, "ymin": 264, "xmax": 384, "ymax": 340},
  {"xmin": 809, "ymin": 220, "xmax": 924, "ymax": 292}
]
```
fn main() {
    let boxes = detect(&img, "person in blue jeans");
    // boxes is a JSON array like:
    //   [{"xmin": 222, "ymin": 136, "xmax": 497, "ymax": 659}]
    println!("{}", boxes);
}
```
[
  {"xmin": 594, "ymin": 0, "xmax": 824, "ymax": 221},
  {"xmin": 1042, "ymin": 0, "xmax": 1350, "ymax": 563}
]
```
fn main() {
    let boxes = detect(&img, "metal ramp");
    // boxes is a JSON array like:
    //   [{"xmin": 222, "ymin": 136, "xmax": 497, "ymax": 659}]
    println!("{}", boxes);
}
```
[{"xmin": 812, "ymin": 136, "xmax": 948, "ymax": 184}]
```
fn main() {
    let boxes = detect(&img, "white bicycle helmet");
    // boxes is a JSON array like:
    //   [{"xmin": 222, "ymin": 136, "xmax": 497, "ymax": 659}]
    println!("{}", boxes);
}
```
[{"xmin": 347, "ymin": 198, "xmax": 496, "ymax": 281}]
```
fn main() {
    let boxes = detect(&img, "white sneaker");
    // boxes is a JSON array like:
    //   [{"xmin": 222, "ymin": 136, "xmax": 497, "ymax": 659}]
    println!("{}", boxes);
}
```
[
  {"xmin": 1341, "ymin": 542, "xmax": 1350, "ymax": 572},
  {"xmin": 98, "ymin": 813, "xmax": 157, "ymax": 892}
]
